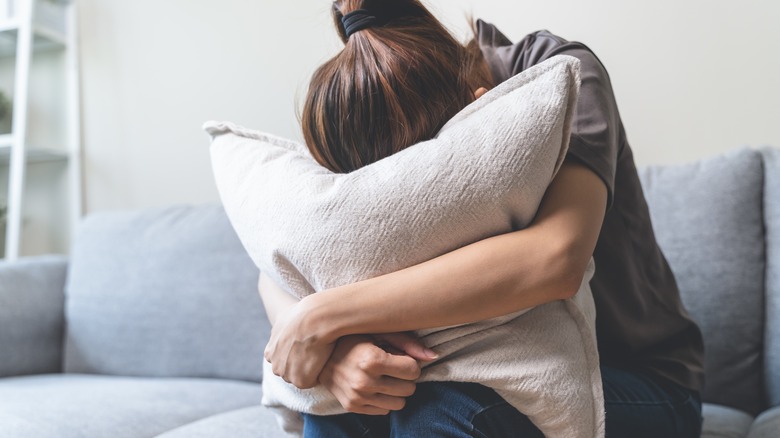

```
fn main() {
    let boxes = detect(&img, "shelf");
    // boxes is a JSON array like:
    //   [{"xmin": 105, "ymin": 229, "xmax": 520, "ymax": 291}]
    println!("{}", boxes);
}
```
[
  {"xmin": 0, "ymin": 19, "xmax": 67, "ymax": 57},
  {"xmin": 0, "ymin": 19, "xmax": 21, "ymax": 32},
  {"xmin": 1, "ymin": 0, "xmax": 78, "ymax": 261},
  {"xmin": 0, "ymin": 144, "xmax": 69, "ymax": 164}
]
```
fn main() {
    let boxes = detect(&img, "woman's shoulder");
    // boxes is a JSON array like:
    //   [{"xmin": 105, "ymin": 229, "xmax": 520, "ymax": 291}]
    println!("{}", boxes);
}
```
[
  {"xmin": 476, "ymin": 19, "xmax": 569, "ymax": 53},
  {"xmin": 476, "ymin": 20, "xmax": 575, "ymax": 80},
  {"xmin": 476, "ymin": 20, "xmax": 602, "ymax": 82}
]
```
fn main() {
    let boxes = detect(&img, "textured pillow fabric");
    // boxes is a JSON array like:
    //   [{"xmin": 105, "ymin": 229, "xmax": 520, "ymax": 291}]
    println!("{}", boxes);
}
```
[
  {"xmin": 206, "ymin": 55, "xmax": 604, "ymax": 437},
  {"xmin": 206, "ymin": 56, "xmax": 577, "ymax": 299},
  {"xmin": 64, "ymin": 204, "xmax": 271, "ymax": 382},
  {"xmin": 638, "ymin": 148, "xmax": 766, "ymax": 415}
]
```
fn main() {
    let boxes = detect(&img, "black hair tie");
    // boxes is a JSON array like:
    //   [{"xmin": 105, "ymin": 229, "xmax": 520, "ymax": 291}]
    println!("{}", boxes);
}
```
[{"xmin": 342, "ymin": 9, "xmax": 379, "ymax": 38}]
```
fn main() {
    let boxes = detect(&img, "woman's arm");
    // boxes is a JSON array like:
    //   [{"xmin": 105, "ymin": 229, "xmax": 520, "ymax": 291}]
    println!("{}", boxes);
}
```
[
  {"xmin": 258, "ymin": 273, "xmax": 298, "ymax": 326},
  {"xmin": 259, "ymin": 272, "xmax": 435, "ymax": 409},
  {"xmin": 266, "ymin": 160, "xmax": 608, "ymax": 388},
  {"xmin": 307, "ymin": 160, "xmax": 605, "ymax": 336}
]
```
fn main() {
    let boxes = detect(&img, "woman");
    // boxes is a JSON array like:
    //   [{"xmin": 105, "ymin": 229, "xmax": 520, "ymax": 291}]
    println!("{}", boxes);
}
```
[{"xmin": 261, "ymin": 0, "xmax": 705, "ymax": 436}]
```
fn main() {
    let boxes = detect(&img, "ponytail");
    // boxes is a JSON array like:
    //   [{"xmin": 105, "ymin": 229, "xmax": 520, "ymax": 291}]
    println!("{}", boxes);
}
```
[{"xmin": 302, "ymin": 0, "xmax": 493, "ymax": 173}]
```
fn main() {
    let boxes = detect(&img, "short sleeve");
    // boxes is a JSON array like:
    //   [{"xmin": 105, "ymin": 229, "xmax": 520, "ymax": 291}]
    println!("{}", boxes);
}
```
[{"xmin": 478, "ymin": 22, "xmax": 620, "ymax": 208}]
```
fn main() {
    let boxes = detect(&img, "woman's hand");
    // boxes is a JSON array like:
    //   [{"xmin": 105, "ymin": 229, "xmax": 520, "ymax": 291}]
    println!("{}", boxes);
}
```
[
  {"xmin": 264, "ymin": 296, "xmax": 335, "ymax": 389},
  {"xmin": 319, "ymin": 332, "xmax": 437, "ymax": 415}
]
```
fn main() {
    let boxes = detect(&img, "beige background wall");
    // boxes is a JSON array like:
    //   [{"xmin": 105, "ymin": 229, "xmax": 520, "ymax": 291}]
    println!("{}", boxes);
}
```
[{"xmin": 79, "ymin": 0, "xmax": 779, "ymax": 214}]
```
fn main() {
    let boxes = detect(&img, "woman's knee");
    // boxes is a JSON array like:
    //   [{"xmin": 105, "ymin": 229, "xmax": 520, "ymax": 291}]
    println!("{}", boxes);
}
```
[
  {"xmin": 390, "ymin": 382, "xmax": 538, "ymax": 438},
  {"xmin": 303, "ymin": 412, "xmax": 388, "ymax": 438}
]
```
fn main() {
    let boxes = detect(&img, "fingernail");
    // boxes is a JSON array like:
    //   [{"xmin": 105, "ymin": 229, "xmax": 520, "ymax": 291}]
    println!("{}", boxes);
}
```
[{"xmin": 424, "ymin": 348, "xmax": 439, "ymax": 359}]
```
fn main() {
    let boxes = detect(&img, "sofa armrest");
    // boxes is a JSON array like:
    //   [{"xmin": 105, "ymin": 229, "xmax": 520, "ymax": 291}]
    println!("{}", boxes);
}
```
[
  {"xmin": 762, "ymin": 147, "xmax": 780, "ymax": 407},
  {"xmin": 0, "ymin": 255, "xmax": 68, "ymax": 377}
]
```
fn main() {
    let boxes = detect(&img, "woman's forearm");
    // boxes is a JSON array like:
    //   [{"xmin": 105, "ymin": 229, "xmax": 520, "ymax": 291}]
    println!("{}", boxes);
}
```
[
  {"xmin": 302, "ymin": 161, "xmax": 607, "ymax": 342},
  {"xmin": 258, "ymin": 273, "xmax": 299, "ymax": 326},
  {"xmin": 308, "ymin": 223, "xmax": 574, "ymax": 337}
]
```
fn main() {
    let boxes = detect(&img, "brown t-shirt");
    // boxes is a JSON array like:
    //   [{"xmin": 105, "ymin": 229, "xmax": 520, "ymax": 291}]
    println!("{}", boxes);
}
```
[{"xmin": 477, "ymin": 20, "xmax": 705, "ymax": 392}]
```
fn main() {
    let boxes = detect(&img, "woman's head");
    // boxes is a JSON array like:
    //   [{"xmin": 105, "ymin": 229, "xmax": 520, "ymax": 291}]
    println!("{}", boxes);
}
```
[{"xmin": 302, "ymin": 0, "xmax": 493, "ymax": 173}]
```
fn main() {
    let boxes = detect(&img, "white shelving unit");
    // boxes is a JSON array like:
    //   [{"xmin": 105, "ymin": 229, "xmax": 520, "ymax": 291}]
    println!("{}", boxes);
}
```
[{"xmin": 0, "ymin": 0, "xmax": 81, "ymax": 260}]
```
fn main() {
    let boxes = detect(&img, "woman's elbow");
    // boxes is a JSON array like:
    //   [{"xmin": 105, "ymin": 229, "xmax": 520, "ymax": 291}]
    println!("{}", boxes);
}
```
[
  {"xmin": 557, "ymin": 269, "xmax": 587, "ymax": 300},
  {"xmin": 550, "ymin": 244, "xmax": 593, "ymax": 301}
]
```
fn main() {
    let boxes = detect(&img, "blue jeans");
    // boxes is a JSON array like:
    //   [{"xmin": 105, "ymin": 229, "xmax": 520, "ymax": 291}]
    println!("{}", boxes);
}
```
[{"xmin": 302, "ymin": 366, "xmax": 703, "ymax": 437}]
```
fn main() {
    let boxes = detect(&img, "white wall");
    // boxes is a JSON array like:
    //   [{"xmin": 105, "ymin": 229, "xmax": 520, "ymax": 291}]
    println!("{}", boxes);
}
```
[{"xmin": 79, "ymin": 0, "xmax": 780, "ymax": 214}]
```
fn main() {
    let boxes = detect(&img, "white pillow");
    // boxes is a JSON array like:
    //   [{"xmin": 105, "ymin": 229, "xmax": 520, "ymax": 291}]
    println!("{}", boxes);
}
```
[{"xmin": 205, "ymin": 55, "xmax": 604, "ymax": 437}]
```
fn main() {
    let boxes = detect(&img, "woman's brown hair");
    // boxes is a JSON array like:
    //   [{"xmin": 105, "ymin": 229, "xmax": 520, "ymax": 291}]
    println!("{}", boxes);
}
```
[{"xmin": 302, "ymin": 0, "xmax": 494, "ymax": 173}]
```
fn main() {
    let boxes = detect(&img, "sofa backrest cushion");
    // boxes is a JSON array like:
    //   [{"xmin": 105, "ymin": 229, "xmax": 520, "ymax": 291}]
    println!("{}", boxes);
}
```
[
  {"xmin": 63, "ymin": 204, "xmax": 270, "ymax": 382},
  {"xmin": 638, "ymin": 148, "xmax": 766, "ymax": 415},
  {"xmin": 762, "ymin": 147, "xmax": 780, "ymax": 407}
]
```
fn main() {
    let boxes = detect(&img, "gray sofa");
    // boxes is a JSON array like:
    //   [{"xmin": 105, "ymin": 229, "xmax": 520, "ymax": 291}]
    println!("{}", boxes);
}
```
[{"xmin": 0, "ymin": 147, "xmax": 777, "ymax": 438}]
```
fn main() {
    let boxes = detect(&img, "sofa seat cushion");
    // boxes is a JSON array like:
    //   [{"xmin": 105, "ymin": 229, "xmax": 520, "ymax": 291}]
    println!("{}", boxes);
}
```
[
  {"xmin": 747, "ymin": 405, "xmax": 780, "ymax": 438},
  {"xmin": 701, "ymin": 403, "xmax": 754, "ymax": 438},
  {"xmin": 156, "ymin": 405, "xmax": 282, "ymax": 438},
  {"xmin": 0, "ymin": 374, "xmax": 262, "ymax": 438}
]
